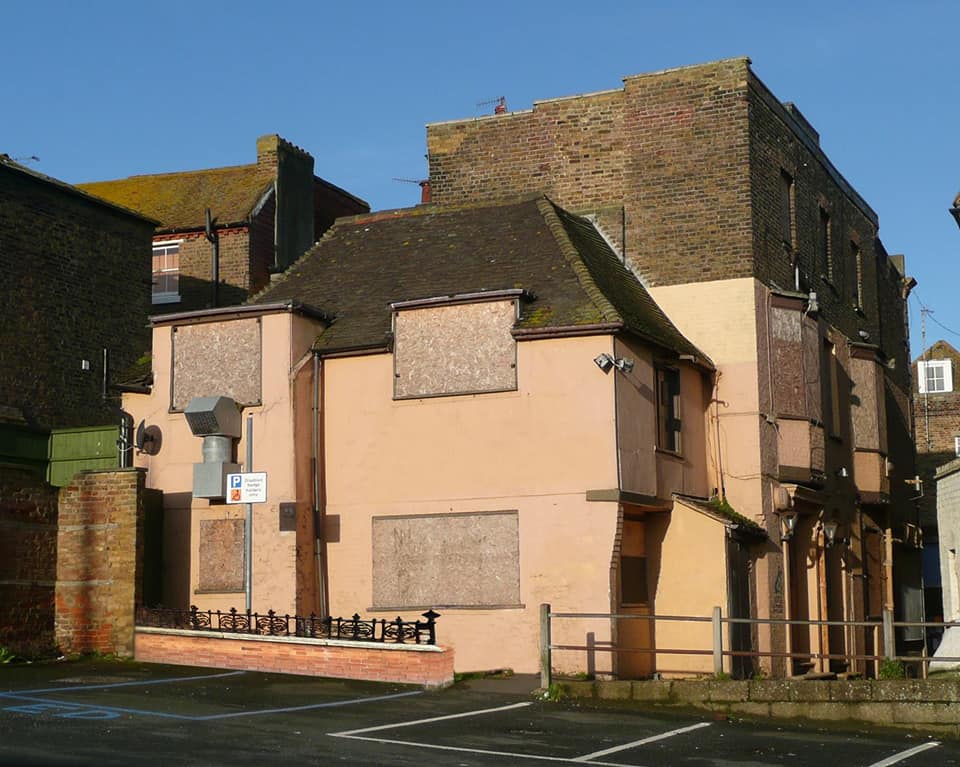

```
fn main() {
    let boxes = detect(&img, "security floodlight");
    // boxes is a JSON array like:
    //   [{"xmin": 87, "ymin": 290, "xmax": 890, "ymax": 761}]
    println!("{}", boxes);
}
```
[
  {"xmin": 593, "ymin": 353, "xmax": 634, "ymax": 374},
  {"xmin": 594, "ymin": 354, "xmax": 614, "ymax": 373}
]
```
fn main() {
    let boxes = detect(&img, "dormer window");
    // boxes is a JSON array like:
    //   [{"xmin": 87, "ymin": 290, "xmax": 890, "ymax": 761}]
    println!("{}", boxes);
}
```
[{"xmin": 919, "ymin": 359, "xmax": 953, "ymax": 394}]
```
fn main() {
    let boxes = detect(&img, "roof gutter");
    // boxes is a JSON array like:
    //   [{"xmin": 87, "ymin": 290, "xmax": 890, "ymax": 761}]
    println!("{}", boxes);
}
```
[
  {"xmin": 151, "ymin": 299, "xmax": 332, "ymax": 326},
  {"xmin": 512, "ymin": 321, "xmax": 624, "ymax": 340}
]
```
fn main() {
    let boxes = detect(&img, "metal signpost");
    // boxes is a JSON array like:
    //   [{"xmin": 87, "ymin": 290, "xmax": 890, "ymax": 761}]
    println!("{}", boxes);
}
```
[{"xmin": 226, "ymin": 416, "xmax": 266, "ymax": 612}]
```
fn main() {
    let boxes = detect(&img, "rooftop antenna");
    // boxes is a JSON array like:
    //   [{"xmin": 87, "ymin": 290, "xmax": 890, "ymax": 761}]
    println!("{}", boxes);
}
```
[
  {"xmin": 477, "ymin": 96, "xmax": 507, "ymax": 115},
  {"xmin": 921, "ymin": 306, "xmax": 932, "ymax": 450},
  {"xmin": 392, "ymin": 177, "xmax": 431, "ymax": 204}
]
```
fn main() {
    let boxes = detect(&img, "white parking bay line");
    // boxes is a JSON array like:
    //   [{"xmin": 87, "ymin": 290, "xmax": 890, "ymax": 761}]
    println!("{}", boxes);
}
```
[
  {"xmin": 867, "ymin": 742, "xmax": 941, "ymax": 767},
  {"xmin": 328, "ymin": 700, "xmax": 534, "ymax": 737},
  {"xmin": 332, "ymin": 734, "xmax": 649, "ymax": 766},
  {"xmin": 573, "ymin": 722, "xmax": 712, "ymax": 761},
  {"xmin": 330, "ymin": 702, "xmax": 716, "ymax": 766}
]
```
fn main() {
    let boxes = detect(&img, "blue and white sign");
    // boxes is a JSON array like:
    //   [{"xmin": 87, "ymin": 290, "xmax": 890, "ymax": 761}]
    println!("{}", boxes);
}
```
[{"xmin": 226, "ymin": 472, "xmax": 267, "ymax": 504}]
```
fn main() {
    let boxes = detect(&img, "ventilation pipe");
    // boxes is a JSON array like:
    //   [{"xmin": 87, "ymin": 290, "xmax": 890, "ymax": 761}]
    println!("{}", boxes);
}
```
[{"xmin": 184, "ymin": 396, "xmax": 241, "ymax": 499}]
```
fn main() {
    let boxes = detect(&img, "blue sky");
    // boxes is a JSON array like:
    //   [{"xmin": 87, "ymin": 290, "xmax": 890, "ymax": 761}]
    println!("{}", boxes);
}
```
[{"xmin": 5, "ymin": 1, "xmax": 958, "ymax": 354}]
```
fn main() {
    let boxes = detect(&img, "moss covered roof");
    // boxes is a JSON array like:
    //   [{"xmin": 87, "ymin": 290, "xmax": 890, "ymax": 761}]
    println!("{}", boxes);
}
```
[
  {"xmin": 674, "ymin": 494, "xmax": 767, "ymax": 540},
  {"xmin": 250, "ymin": 195, "xmax": 709, "ymax": 362},
  {"xmin": 78, "ymin": 164, "xmax": 275, "ymax": 232}
]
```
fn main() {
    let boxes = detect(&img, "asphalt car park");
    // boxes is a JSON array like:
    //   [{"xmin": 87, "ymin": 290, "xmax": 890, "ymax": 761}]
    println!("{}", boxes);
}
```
[{"xmin": 0, "ymin": 659, "xmax": 955, "ymax": 766}]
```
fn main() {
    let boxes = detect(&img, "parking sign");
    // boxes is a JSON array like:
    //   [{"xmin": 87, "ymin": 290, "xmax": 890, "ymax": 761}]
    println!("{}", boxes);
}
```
[{"xmin": 225, "ymin": 472, "xmax": 267, "ymax": 504}]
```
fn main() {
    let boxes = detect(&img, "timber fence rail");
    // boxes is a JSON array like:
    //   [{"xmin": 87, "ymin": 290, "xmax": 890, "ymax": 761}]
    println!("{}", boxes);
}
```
[{"xmin": 539, "ymin": 603, "xmax": 960, "ymax": 686}]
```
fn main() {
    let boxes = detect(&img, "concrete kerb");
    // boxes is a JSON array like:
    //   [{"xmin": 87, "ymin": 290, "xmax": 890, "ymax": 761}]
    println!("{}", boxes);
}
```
[{"xmin": 554, "ymin": 678, "xmax": 960, "ymax": 737}]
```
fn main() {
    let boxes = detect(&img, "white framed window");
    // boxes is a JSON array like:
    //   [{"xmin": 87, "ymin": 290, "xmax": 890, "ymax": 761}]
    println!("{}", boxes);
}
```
[
  {"xmin": 918, "ymin": 359, "xmax": 953, "ymax": 394},
  {"xmin": 152, "ymin": 240, "xmax": 181, "ymax": 304}
]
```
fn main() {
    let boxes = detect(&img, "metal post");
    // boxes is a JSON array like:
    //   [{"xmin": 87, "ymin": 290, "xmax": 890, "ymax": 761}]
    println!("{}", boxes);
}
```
[
  {"xmin": 712, "ymin": 606, "xmax": 723, "ymax": 675},
  {"xmin": 540, "ymin": 603, "xmax": 552, "ymax": 689},
  {"xmin": 883, "ymin": 608, "xmax": 895, "ymax": 660},
  {"xmin": 244, "ymin": 416, "xmax": 253, "ymax": 613},
  {"xmin": 782, "ymin": 537, "xmax": 793, "ymax": 676}
]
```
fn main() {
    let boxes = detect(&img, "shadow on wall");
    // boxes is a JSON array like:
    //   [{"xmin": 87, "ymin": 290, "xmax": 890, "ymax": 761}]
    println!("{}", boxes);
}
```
[{"xmin": 159, "ymin": 492, "xmax": 194, "ymax": 610}]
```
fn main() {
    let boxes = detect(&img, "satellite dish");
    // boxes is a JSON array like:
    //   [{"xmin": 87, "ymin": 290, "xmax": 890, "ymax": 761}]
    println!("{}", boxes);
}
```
[{"xmin": 135, "ymin": 420, "xmax": 161, "ymax": 456}]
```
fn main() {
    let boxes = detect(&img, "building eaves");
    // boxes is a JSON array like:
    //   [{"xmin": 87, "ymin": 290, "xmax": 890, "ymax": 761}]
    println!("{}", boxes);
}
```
[
  {"xmin": 150, "ymin": 300, "xmax": 331, "ymax": 328},
  {"xmin": 673, "ymin": 494, "xmax": 767, "ymax": 541}
]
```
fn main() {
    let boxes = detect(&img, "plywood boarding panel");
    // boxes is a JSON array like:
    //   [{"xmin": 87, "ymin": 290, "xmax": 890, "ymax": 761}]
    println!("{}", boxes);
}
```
[
  {"xmin": 372, "ymin": 511, "xmax": 520, "ymax": 608},
  {"xmin": 198, "ymin": 518, "xmax": 244, "ymax": 592},
  {"xmin": 394, "ymin": 300, "xmax": 516, "ymax": 398},
  {"xmin": 172, "ymin": 319, "xmax": 262, "ymax": 411}
]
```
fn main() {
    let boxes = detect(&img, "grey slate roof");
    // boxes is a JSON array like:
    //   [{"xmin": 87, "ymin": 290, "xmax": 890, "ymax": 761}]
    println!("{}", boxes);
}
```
[{"xmin": 251, "ymin": 195, "xmax": 710, "ymax": 364}]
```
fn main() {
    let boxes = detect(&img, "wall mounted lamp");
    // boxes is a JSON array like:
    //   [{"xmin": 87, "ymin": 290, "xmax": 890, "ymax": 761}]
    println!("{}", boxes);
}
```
[
  {"xmin": 779, "ymin": 510, "xmax": 798, "ymax": 542},
  {"xmin": 835, "ymin": 467, "xmax": 849, "ymax": 478},
  {"xmin": 823, "ymin": 519, "xmax": 839, "ymax": 547},
  {"xmin": 594, "ymin": 353, "xmax": 634, "ymax": 374}
]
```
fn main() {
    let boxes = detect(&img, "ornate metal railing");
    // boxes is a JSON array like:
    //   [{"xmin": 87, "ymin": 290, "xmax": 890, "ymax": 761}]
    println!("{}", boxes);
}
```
[{"xmin": 136, "ymin": 605, "xmax": 439, "ymax": 645}]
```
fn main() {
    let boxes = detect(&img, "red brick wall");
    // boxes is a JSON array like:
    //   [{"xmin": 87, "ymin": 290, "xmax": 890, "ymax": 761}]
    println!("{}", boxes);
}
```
[
  {"xmin": 56, "ymin": 468, "xmax": 146, "ymax": 656},
  {"xmin": 427, "ymin": 58, "xmax": 755, "ymax": 287},
  {"xmin": 171, "ymin": 228, "xmax": 252, "ymax": 313},
  {"xmin": 0, "ymin": 467, "xmax": 58, "ymax": 657},
  {"xmin": 135, "ymin": 630, "xmax": 454, "ymax": 688}
]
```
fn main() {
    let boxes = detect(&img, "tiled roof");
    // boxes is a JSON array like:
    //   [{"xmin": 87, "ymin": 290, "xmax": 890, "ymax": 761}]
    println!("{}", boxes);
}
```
[
  {"xmin": 913, "ymin": 339, "xmax": 960, "ymax": 364},
  {"xmin": 77, "ymin": 164, "xmax": 275, "ymax": 232},
  {"xmin": 251, "ymin": 195, "xmax": 709, "ymax": 364}
]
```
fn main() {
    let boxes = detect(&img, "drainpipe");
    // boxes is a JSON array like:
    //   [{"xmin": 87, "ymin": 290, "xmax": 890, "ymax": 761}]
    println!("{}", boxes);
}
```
[
  {"xmin": 312, "ymin": 352, "xmax": 328, "ymax": 617},
  {"xmin": 102, "ymin": 346, "xmax": 133, "ymax": 469},
  {"xmin": 205, "ymin": 208, "xmax": 219, "ymax": 308}
]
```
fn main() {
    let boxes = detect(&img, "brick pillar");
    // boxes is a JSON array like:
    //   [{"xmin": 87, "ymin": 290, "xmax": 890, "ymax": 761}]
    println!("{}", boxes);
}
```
[
  {"xmin": 0, "ymin": 467, "xmax": 59, "ymax": 657},
  {"xmin": 56, "ymin": 468, "xmax": 146, "ymax": 656}
]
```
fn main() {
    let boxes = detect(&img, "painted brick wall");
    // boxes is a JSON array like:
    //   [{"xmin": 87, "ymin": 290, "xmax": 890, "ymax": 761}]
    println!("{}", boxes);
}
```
[
  {"xmin": 135, "ymin": 630, "xmax": 454, "ymax": 688},
  {"xmin": 0, "ymin": 467, "xmax": 58, "ymax": 657},
  {"xmin": 56, "ymin": 468, "xmax": 146, "ymax": 656},
  {"xmin": 936, "ymin": 459, "xmax": 960, "ymax": 620},
  {"xmin": 914, "ymin": 342, "xmax": 960, "ymax": 531},
  {"xmin": 0, "ymin": 165, "xmax": 153, "ymax": 430}
]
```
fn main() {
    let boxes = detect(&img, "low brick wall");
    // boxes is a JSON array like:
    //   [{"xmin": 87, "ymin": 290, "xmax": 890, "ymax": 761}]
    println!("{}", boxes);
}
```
[
  {"xmin": 135, "ymin": 628, "xmax": 455, "ymax": 689},
  {"xmin": 563, "ymin": 678, "xmax": 960, "ymax": 737}
]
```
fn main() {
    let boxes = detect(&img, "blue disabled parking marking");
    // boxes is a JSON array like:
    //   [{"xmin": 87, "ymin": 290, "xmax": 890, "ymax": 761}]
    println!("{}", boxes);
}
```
[
  {"xmin": 0, "ymin": 669, "xmax": 245, "ymax": 697},
  {"xmin": 1, "ymin": 670, "xmax": 422, "ymax": 721}
]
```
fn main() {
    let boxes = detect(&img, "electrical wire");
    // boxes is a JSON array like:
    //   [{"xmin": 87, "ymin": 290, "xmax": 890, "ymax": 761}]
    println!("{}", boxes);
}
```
[{"xmin": 912, "ymin": 291, "xmax": 960, "ymax": 340}]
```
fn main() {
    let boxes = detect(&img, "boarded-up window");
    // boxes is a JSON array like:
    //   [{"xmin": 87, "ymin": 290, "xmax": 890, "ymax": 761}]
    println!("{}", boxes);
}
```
[
  {"xmin": 393, "ymin": 300, "xmax": 517, "ymax": 399},
  {"xmin": 197, "ymin": 519, "xmax": 244, "ymax": 592},
  {"xmin": 171, "ymin": 319, "xmax": 262, "ymax": 411},
  {"xmin": 371, "ymin": 511, "xmax": 520, "ymax": 608}
]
